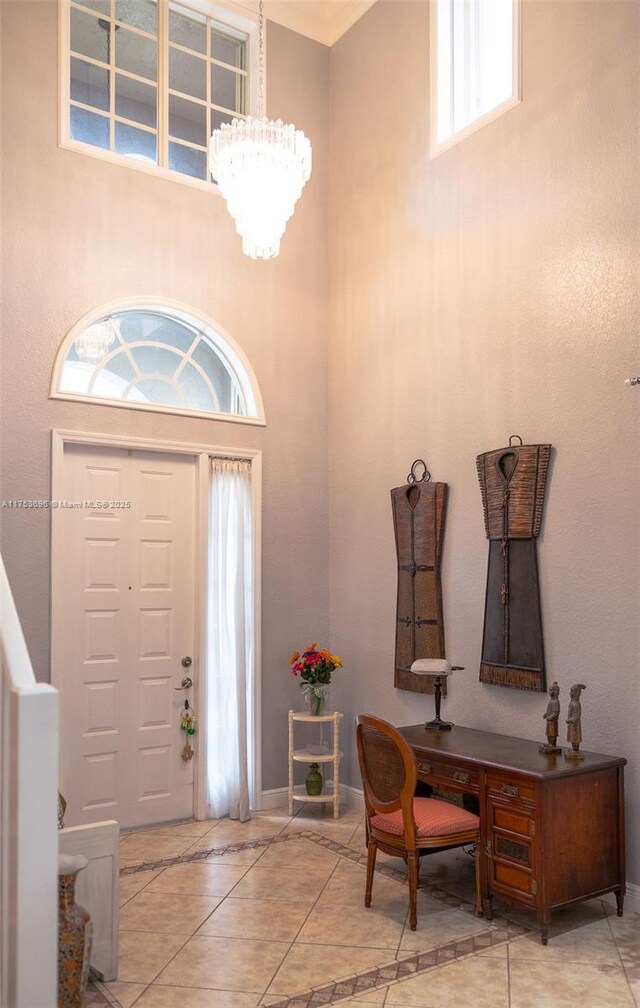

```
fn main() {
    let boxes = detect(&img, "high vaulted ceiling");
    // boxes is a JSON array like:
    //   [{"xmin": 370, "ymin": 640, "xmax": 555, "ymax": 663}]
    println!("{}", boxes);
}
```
[{"xmin": 221, "ymin": 0, "xmax": 377, "ymax": 46}]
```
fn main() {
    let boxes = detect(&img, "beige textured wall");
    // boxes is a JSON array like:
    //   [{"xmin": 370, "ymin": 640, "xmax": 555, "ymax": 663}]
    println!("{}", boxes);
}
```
[
  {"xmin": 0, "ymin": 3, "xmax": 329, "ymax": 791},
  {"xmin": 329, "ymin": 0, "xmax": 640, "ymax": 882}
]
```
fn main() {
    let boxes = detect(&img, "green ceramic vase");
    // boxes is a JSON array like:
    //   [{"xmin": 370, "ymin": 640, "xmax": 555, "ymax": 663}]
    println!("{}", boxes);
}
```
[{"xmin": 305, "ymin": 763, "xmax": 323, "ymax": 796}]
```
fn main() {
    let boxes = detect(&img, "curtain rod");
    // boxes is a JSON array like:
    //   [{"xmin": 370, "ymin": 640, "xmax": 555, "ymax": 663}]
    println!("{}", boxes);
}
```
[{"xmin": 209, "ymin": 454, "xmax": 253, "ymax": 464}]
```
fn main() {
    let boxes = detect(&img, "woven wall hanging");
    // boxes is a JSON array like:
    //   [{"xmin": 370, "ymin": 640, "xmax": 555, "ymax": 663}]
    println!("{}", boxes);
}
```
[
  {"xmin": 476, "ymin": 436, "xmax": 552, "ymax": 691},
  {"xmin": 391, "ymin": 460, "xmax": 449, "ymax": 694}
]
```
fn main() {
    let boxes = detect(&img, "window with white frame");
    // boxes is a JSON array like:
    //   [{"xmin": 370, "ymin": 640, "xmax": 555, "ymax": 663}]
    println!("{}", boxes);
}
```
[
  {"xmin": 431, "ymin": 0, "xmax": 520, "ymax": 155},
  {"xmin": 63, "ymin": 0, "xmax": 254, "ymax": 183},
  {"xmin": 51, "ymin": 302, "xmax": 265, "ymax": 424}
]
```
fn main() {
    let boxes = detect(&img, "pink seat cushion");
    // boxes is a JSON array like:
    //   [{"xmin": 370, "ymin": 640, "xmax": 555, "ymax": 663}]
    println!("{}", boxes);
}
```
[{"xmin": 370, "ymin": 797, "xmax": 479, "ymax": 838}]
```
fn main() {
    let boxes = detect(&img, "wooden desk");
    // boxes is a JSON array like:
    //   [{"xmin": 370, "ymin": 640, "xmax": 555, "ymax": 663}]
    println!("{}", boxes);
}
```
[{"xmin": 399, "ymin": 724, "xmax": 626, "ymax": 943}]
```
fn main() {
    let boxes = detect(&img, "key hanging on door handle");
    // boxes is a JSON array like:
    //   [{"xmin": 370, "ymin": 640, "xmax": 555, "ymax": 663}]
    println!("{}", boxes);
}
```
[
  {"xmin": 180, "ymin": 699, "xmax": 196, "ymax": 762},
  {"xmin": 180, "ymin": 699, "xmax": 196, "ymax": 735},
  {"xmin": 175, "ymin": 676, "xmax": 193, "ymax": 690}
]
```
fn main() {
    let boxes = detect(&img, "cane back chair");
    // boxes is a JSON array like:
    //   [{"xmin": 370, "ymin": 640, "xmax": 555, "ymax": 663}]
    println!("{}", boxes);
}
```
[{"xmin": 356, "ymin": 714, "xmax": 484, "ymax": 930}]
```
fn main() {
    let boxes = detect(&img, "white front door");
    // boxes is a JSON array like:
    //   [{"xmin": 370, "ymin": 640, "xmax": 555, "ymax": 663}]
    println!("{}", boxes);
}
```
[{"xmin": 53, "ymin": 444, "xmax": 197, "ymax": 828}]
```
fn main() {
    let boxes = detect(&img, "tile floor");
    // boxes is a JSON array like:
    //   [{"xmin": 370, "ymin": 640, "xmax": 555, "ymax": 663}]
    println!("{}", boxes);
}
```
[{"xmin": 84, "ymin": 804, "xmax": 640, "ymax": 1008}]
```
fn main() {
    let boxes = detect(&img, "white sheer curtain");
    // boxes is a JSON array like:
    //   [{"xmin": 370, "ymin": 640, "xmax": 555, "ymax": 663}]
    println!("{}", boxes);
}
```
[{"xmin": 206, "ymin": 457, "xmax": 253, "ymax": 822}]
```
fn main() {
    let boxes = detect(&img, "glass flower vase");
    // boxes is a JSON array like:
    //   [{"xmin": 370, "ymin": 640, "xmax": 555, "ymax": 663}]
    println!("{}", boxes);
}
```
[
  {"xmin": 305, "ymin": 690, "xmax": 330, "ymax": 754},
  {"xmin": 305, "ymin": 690, "xmax": 328, "ymax": 717}
]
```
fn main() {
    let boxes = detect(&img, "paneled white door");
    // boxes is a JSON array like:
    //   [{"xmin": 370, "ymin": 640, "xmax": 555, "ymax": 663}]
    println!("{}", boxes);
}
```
[{"xmin": 53, "ymin": 444, "xmax": 196, "ymax": 828}]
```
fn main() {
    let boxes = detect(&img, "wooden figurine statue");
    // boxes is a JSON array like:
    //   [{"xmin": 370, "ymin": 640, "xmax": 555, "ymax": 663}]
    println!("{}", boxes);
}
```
[
  {"xmin": 539, "ymin": 681, "xmax": 561, "ymax": 754},
  {"xmin": 565, "ymin": 683, "xmax": 587, "ymax": 760}
]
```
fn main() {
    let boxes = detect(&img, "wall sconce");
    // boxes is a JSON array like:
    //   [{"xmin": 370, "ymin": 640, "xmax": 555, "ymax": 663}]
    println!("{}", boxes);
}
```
[{"xmin": 411, "ymin": 658, "xmax": 464, "ymax": 730}]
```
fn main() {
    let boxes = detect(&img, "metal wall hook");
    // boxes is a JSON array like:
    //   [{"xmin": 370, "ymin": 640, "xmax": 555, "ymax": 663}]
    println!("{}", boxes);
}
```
[
  {"xmin": 508, "ymin": 434, "xmax": 523, "ymax": 446},
  {"xmin": 407, "ymin": 459, "xmax": 431, "ymax": 484}
]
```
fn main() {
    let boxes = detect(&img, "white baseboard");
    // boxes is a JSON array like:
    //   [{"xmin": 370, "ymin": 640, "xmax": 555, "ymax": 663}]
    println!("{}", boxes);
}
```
[
  {"xmin": 258, "ymin": 783, "xmax": 364, "ymax": 813},
  {"xmin": 258, "ymin": 787, "xmax": 289, "ymax": 811},
  {"xmin": 340, "ymin": 783, "xmax": 364, "ymax": 809}
]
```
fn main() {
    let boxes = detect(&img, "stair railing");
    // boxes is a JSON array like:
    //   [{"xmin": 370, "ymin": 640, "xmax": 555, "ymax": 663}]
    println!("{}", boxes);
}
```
[{"xmin": 0, "ymin": 553, "xmax": 58, "ymax": 1008}]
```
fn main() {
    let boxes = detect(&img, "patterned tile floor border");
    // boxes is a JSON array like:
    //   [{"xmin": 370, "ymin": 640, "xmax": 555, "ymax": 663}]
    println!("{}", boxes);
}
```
[
  {"xmin": 84, "ymin": 970, "xmax": 121, "ymax": 1006},
  {"xmin": 87, "ymin": 828, "xmax": 531, "ymax": 1008},
  {"xmin": 260, "ymin": 923, "xmax": 527, "ymax": 1008}
]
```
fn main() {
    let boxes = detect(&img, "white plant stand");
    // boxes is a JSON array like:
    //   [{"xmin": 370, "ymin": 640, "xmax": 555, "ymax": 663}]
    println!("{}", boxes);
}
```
[{"xmin": 288, "ymin": 710, "xmax": 343, "ymax": 819}]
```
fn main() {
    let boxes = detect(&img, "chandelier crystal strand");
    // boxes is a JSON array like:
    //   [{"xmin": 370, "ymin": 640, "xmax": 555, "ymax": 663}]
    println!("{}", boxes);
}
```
[
  {"xmin": 208, "ymin": 0, "xmax": 312, "ymax": 259},
  {"xmin": 258, "ymin": 0, "xmax": 265, "ymax": 118},
  {"xmin": 74, "ymin": 318, "xmax": 119, "ymax": 363}
]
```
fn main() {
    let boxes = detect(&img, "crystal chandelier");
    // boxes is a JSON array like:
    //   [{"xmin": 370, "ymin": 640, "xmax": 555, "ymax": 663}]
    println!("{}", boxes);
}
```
[
  {"xmin": 208, "ymin": 0, "xmax": 312, "ymax": 260},
  {"xmin": 74, "ymin": 317, "xmax": 120, "ymax": 363}
]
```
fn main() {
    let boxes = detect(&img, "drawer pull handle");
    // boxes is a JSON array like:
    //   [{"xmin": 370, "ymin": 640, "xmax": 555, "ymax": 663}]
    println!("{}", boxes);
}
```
[
  {"xmin": 453, "ymin": 771, "xmax": 470, "ymax": 784},
  {"xmin": 418, "ymin": 762, "xmax": 432, "ymax": 775},
  {"xmin": 501, "ymin": 783, "xmax": 520, "ymax": 798}
]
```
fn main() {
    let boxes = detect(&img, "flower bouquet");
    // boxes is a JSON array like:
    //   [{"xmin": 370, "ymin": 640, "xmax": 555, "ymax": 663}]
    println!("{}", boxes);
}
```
[{"xmin": 289, "ymin": 642, "xmax": 343, "ymax": 716}]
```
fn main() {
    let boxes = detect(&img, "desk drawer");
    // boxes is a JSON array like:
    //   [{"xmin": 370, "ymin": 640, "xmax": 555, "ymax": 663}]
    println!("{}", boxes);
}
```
[
  {"xmin": 490, "ymin": 805, "xmax": 534, "ymax": 839},
  {"xmin": 417, "ymin": 758, "xmax": 480, "ymax": 793},
  {"xmin": 488, "ymin": 829, "xmax": 536, "ymax": 902},
  {"xmin": 493, "ymin": 832, "xmax": 532, "ymax": 867},
  {"xmin": 492, "ymin": 859, "xmax": 535, "ymax": 899},
  {"xmin": 487, "ymin": 771, "xmax": 535, "ymax": 805}
]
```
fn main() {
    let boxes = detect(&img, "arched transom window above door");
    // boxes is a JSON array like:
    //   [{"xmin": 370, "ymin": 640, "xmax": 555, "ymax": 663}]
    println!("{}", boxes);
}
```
[{"xmin": 51, "ymin": 299, "xmax": 265, "ymax": 425}]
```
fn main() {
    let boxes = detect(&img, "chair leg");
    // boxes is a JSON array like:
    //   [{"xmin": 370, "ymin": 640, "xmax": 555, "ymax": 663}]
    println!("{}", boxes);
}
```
[
  {"xmin": 407, "ymin": 851, "xmax": 418, "ymax": 930},
  {"xmin": 474, "ymin": 842, "xmax": 484, "ymax": 917},
  {"xmin": 365, "ymin": 839, "xmax": 377, "ymax": 908}
]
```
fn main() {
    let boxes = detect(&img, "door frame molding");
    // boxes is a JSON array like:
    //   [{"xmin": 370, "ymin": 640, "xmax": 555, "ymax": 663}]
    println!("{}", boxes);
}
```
[{"xmin": 50, "ymin": 428, "xmax": 263, "ymax": 818}]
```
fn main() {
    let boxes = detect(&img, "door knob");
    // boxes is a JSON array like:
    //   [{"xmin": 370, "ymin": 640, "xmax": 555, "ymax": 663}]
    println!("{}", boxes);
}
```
[{"xmin": 175, "ymin": 676, "xmax": 193, "ymax": 690}]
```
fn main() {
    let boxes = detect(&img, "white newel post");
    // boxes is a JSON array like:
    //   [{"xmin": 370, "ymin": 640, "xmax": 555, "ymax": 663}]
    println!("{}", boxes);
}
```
[{"xmin": 0, "ymin": 554, "xmax": 59, "ymax": 1008}]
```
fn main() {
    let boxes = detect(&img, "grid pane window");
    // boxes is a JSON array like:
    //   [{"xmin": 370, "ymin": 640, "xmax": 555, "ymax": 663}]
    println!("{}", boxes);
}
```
[
  {"xmin": 167, "ymin": 6, "xmax": 248, "ymax": 184},
  {"xmin": 66, "ymin": 0, "xmax": 249, "ymax": 184},
  {"xmin": 69, "ymin": 1, "xmax": 158, "ymax": 158},
  {"xmin": 58, "ymin": 308, "xmax": 249, "ymax": 419}
]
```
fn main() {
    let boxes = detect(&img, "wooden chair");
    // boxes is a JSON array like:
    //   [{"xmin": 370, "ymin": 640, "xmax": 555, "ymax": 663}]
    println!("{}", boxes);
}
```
[{"xmin": 356, "ymin": 714, "xmax": 484, "ymax": 930}]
